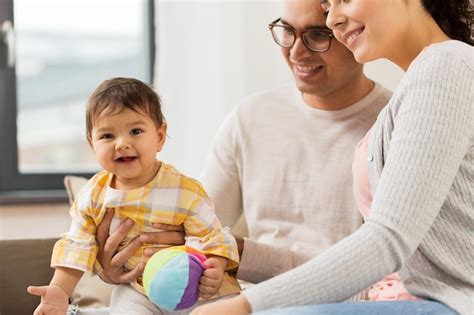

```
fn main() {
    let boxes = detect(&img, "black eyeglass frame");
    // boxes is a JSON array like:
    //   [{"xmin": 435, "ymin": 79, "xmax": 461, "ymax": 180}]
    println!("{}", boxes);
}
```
[{"xmin": 268, "ymin": 18, "xmax": 334, "ymax": 53}]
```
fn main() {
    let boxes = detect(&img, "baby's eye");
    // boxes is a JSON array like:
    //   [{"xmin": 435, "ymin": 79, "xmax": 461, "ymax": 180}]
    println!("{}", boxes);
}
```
[
  {"xmin": 99, "ymin": 133, "xmax": 114, "ymax": 140},
  {"xmin": 131, "ymin": 128, "xmax": 143, "ymax": 135}
]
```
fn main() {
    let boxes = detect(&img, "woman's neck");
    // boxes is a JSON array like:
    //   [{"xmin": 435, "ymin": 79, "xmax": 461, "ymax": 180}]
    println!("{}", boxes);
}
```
[{"xmin": 390, "ymin": 14, "xmax": 451, "ymax": 71}]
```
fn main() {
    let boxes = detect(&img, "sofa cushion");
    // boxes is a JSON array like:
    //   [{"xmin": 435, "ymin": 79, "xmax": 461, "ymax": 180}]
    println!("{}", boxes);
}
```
[{"xmin": 0, "ymin": 238, "xmax": 57, "ymax": 315}]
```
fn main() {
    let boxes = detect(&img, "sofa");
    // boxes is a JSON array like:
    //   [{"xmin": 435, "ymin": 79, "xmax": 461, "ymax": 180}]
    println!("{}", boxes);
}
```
[{"xmin": 0, "ymin": 176, "xmax": 114, "ymax": 315}]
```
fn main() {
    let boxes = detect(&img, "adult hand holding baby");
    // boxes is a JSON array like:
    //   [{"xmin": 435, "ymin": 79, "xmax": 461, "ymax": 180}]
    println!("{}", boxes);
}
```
[{"xmin": 96, "ymin": 208, "xmax": 185, "ymax": 284}]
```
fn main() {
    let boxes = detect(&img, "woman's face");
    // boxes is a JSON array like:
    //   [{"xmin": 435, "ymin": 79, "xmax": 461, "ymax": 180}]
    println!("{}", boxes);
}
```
[{"xmin": 321, "ymin": 0, "xmax": 411, "ymax": 63}]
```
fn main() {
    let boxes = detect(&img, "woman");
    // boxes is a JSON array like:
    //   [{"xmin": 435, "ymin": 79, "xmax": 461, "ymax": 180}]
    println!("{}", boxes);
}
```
[{"xmin": 191, "ymin": 0, "xmax": 473, "ymax": 314}]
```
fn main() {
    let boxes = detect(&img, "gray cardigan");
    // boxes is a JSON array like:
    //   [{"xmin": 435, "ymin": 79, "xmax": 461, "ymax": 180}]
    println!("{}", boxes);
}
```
[{"xmin": 245, "ymin": 40, "xmax": 473, "ymax": 314}]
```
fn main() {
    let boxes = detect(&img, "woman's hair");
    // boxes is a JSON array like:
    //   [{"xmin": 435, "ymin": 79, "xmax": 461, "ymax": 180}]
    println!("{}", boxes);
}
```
[
  {"xmin": 421, "ymin": 0, "xmax": 473, "ymax": 45},
  {"xmin": 86, "ymin": 77, "xmax": 165, "ymax": 140}
]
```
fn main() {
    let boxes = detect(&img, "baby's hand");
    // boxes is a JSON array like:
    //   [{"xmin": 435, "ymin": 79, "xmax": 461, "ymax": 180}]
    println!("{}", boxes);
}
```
[
  {"xmin": 27, "ymin": 284, "xmax": 69, "ymax": 315},
  {"xmin": 198, "ymin": 256, "xmax": 227, "ymax": 299}
]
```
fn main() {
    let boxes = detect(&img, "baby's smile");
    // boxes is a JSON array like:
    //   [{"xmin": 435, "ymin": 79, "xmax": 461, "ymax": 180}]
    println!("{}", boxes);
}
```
[{"xmin": 115, "ymin": 156, "xmax": 138, "ymax": 163}]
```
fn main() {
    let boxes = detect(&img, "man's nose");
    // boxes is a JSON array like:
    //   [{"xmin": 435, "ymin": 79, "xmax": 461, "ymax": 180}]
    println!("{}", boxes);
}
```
[{"xmin": 289, "ymin": 37, "xmax": 313, "ymax": 62}]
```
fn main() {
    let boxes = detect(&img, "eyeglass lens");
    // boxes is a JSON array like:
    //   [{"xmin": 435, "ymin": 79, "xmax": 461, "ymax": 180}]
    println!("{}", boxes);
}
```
[{"xmin": 271, "ymin": 25, "xmax": 331, "ymax": 52}]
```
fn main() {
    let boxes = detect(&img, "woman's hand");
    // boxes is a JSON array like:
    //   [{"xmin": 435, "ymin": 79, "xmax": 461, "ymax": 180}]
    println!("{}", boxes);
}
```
[
  {"xmin": 191, "ymin": 294, "xmax": 251, "ymax": 315},
  {"xmin": 96, "ymin": 208, "xmax": 185, "ymax": 284}
]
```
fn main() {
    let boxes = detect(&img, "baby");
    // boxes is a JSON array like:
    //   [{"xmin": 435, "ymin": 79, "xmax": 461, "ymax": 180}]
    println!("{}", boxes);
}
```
[{"xmin": 28, "ymin": 78, "xmax": 239, "ymax": 314}]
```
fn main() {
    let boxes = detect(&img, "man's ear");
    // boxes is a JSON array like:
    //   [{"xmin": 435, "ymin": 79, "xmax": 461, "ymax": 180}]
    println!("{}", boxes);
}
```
[{"xmin": 156, "ymin": 122, "xmax": 167, "ymax": 152}]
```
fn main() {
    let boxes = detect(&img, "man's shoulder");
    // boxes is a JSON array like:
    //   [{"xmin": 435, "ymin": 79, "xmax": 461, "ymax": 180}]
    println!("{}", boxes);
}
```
[
  {"xmin": 372, "ymin": 83, "xmax": 393, "ymax": 104},
  {"xmin": 362, "ymin": 82, "xmax": 393, "ymax": 114},
  {"xmin": 236, "ymin": 82, "xmax": 297, "ymax": 112}
]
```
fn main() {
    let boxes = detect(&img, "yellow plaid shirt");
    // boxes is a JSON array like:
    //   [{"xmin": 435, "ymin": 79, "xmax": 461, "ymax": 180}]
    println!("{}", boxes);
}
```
[{"xmin": 51, "ymin": 162, "xmax": 239, "ymax": 275}]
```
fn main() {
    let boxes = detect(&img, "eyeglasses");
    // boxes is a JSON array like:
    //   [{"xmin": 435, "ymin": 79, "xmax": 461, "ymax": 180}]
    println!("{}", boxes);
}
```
[{"xmin": 268, "ymin": 18, "xmax": 334, "ymax": 53}]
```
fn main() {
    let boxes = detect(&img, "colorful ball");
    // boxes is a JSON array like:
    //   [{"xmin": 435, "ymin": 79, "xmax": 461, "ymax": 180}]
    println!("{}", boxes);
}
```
[{"xmin": 143, "ymin": 246, "xmax": 207, "ymax": 311}]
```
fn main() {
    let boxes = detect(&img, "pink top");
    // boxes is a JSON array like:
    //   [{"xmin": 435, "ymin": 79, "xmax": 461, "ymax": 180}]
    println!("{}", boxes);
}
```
[{"xmin": 352, "ymin": 127, "xmax": 420, "ymax": 301}]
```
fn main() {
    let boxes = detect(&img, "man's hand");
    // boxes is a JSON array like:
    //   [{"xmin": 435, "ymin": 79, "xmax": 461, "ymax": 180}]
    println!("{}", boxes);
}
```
[
  {"xmin": 190, "ymin": 294, "xmax": 251, "ymax": 315},
  {"xmin": 96, "ymin": 208, "xmax": 186, "ymax": 284},
  {"xmin": 198, "ymin": 257, "xmax": 227, "ymax": 299},
  {"xmin": 27, "ymin": 284, "xmax": 69, "ymax": 315},
  {"xmin": 96, "ymin": 208, "xmax": 143, "ymax": 284},
  {"xmin": 140, "ymin": 222, "xmax": 185, "ymax": 257}
]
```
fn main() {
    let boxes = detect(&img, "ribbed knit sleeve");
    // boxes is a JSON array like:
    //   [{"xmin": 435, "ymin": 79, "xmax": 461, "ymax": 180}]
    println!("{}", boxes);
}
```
[{"xmin": 244, "ymin": 41, "xmax": 473, "ymax": 314}]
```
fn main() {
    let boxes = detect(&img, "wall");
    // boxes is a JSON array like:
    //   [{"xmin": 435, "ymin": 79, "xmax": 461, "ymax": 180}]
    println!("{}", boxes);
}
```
[
  {"xmin": 0, "ymin": 203, "xmax": 70, "ymax": 240},
  {"xmin": 365, "ymin": 59, "xmax": 404, "ymax": 91},
  {"xmin": 155, "ymin": 1, "xmax": 292, "ymax": 177}
]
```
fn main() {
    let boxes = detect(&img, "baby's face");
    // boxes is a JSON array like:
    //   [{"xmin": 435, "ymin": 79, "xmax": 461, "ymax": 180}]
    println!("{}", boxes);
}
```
[{"xmin": 90, "ymin": 108, "xmax": 166, "ymax": 189}]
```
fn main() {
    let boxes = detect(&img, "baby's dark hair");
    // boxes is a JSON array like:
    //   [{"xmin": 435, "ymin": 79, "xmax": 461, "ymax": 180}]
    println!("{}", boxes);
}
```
[
  {"xmin": 421, "ymin": 0, "xmax": 473, "ymax": 45},
  {"xmin": 86, "ymin": 77, "xmax": 164, "ymax": 140}
]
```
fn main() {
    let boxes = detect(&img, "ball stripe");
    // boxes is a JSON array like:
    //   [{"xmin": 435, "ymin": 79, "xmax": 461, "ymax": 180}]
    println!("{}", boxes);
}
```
[{"xmin": 148, "ymin": 253, "xmax": 190, "ymax": 310}]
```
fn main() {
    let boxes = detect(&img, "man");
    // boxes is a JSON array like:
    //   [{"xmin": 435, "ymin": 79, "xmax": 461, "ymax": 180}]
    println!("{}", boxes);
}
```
[
  {"xmin": 198, "ymin": 0, "xmax": 391, "ymax": 284},
  {"xmin": 96, "ymin": 0, "xmax": 391, "ymax": 288}
]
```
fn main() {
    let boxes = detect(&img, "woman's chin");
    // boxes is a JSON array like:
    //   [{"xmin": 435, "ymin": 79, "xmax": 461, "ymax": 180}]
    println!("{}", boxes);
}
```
[{"xmin": 352, "ymin": 48, "xmax": 378, "ymax": 64}]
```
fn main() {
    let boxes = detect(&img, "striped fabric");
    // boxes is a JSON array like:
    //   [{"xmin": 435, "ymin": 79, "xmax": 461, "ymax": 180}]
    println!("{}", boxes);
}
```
[{"xmin": 51, "ymin": 162, "xmax": 239, "ymax": 274}]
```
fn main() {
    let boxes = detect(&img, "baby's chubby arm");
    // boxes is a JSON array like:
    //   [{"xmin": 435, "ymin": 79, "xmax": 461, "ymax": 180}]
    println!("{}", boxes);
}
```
[
  {"xmin": 27, "ymin": 267, "xmax": 83, "ymax": 315},
  {"xmin": 198, "ymin": 256, "xmax": 228, "ymax": 299}
]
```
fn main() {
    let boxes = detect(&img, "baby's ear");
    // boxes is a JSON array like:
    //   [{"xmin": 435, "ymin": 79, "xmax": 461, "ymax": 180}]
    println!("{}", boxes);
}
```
[
  {"xmin": 87, "ymin": 136, "xmax": 95, "ymax": 149},
  {"xmin": 156, "ymin": 122, "xmax": 167, "ymax": 150},
  {"xmin": 87, "ymin": 136, "xmax": 97, "ymax": 155}
]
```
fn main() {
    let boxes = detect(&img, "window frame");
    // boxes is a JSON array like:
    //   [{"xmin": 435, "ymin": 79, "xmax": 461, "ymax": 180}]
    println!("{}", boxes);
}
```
[{"xmin": 0, "ymin": 0, "xmax": 155, "ymax": 203}]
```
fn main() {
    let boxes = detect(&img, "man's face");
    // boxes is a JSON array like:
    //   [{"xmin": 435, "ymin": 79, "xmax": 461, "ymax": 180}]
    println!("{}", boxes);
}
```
[{"xmin": 280, "ymin": 0, "xmax": 364, "ymax": 100}]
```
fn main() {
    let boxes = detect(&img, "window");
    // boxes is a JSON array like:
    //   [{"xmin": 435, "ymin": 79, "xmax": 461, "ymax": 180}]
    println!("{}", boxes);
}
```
[{"xmin": 0, "ymin": 0, "xmax": 155, "ymax": 200}]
